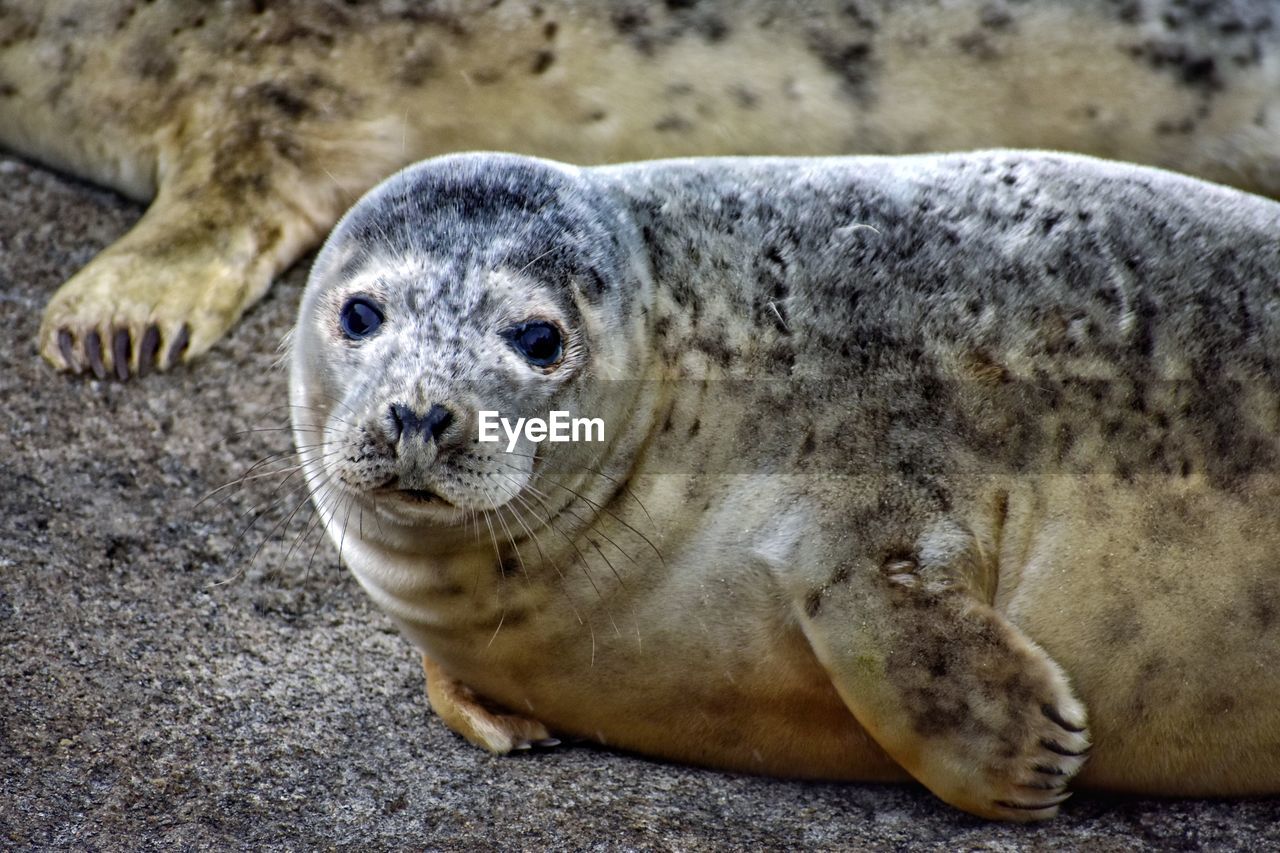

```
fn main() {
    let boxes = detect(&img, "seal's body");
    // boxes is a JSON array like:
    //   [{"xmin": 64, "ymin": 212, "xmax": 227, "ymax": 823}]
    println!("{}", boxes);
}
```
[
  {"xmin": 290, "ymin": 150, "xmax": 1280, "ymax": 821},
  {"xmin": 2, "ymin": 0, "xmax": 1277, "ymax": 377}
]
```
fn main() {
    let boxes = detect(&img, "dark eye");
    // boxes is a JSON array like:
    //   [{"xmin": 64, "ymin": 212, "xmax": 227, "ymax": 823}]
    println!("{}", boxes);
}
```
[
  {"xmin": 340, "ymin": 296, "xmax": 383, "ymax": 340},
  {"xmin": 504, "ymin": 321, "xmax": 563, "ymax": 367}
]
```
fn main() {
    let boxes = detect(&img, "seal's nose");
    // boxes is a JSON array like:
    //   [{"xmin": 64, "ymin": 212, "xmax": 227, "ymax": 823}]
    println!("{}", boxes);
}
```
[{"xmin": 389, "ymin": 403, "xmax": 454, "ymax": 445}]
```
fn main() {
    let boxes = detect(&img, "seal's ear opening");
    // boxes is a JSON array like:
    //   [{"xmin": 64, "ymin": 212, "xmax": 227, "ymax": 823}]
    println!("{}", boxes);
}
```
[{"xmin": 581, "ymin": 268, "xmax": 610, "ymax": 298}]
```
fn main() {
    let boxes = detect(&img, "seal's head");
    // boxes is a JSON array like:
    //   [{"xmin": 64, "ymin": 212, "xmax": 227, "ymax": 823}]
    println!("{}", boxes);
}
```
[{"xmin": 289, "ymin": 153, "xmax": 652, "ymax": 545}]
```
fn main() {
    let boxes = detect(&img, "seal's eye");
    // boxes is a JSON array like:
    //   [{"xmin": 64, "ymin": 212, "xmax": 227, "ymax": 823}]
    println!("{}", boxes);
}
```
[
  {"xmin": 504, "ymin": 321, "xmax": 563, "ymax": 367},
  {"xmin": 339, "ymin": 296, "xmax": 383, "ymax": 340}
]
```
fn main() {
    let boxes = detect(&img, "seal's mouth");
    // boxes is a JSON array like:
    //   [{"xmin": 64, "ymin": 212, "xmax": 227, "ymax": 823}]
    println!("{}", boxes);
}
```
[
  {"xmin": 398, "ymin": 487, "xmax": 444, "ymax": 503},
  {"xmin": 370, "ymin": 483, "xmax": 455, "ymax": 507}
]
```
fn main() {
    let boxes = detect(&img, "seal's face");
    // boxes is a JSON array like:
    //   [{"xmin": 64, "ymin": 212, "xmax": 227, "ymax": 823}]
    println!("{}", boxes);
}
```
[
  {"xmin": 303, "ymin": 255, "xmax": 591, "ymax": 526},
  {"xmin": 290, "ymin": 154, "xmax": 650, "ymax": 539}
]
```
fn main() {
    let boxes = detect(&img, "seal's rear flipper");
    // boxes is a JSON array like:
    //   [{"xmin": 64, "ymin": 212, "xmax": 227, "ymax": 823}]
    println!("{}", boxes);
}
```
[
  {"xmin": 37, "ymin": 108, "xmax": 403, "ymax": 379},
  {"xmin": 796, "ymin": 539, "xmax": 1091, "ymax": 821},
  {"xmin": 422, "ymin": 654, "xmax": 557, "ymax": 754}
]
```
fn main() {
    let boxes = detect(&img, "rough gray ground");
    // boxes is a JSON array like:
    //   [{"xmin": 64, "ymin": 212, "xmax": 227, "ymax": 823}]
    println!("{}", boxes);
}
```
[{"xmin": 2, "ymin": 153, "xmax": 1278, "ymax": 851}]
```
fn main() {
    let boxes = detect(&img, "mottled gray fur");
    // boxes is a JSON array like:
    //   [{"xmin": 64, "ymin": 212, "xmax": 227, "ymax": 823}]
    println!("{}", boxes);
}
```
[
  {"xmin": 291, "ymin": 151, "xmax": 1280, "ymax": 820},
  {"xmin": 3, "ymin": 0, "xmax": 1277, "ymax": 376}
]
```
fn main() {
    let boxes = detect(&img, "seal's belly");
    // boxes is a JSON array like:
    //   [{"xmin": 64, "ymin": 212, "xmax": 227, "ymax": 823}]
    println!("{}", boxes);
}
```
[
  {"xmin": 414, "ymin": 591, "xmax": 907, "ymax": 782},
  {"xmin": 999, "ymin": 474, "xmax": 1280, "ymax": 794}
]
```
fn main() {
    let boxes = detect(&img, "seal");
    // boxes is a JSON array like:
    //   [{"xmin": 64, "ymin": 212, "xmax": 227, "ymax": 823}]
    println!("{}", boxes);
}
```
[
  {"xmin": 289, "ymin": 150, "xmax": 1280, "ymax": 821},
  {"xmin": 1, "ymin": 1, "xmax": 1276, "ymax": 378}
]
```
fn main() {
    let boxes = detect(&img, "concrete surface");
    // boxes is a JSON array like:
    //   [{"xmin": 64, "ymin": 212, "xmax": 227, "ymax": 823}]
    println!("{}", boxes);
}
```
[{"xmin": 2, "ymin": 152, "xmax": 1278, "ymax": 851}]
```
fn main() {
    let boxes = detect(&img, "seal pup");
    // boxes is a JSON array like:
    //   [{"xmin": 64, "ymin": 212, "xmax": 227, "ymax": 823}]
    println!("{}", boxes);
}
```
[
  {"xmin": 290, "ymin": 150, "xmax": 1280, "ymax": 820},
  {"xmin": 2, "ymin": 1, "xmax": 1276, "ymax": 379}
]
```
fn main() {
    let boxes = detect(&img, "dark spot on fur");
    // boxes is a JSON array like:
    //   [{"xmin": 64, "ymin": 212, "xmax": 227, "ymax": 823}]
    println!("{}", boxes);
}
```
[
  {"xmin": 965, "ymin": 349, "xmax": 1010, "ymax": 386},
  {"xmin": 1247, "ymin": 580, "xmax": 1278, "ymax": 631},
  {"xmin": 611, "ymin": 6, "xmax": 654, "ymax": 54},
  {"xmin": 1102, "ymin": 601, "xmax": 1142, "ymax": 645},
  {"xmin": 1127, "ymin": 40, "xmax": 1223, "ymax": 93},
  {"xmin": 471, "ymin": 67, "xmax": 505, "ymax": 85},
  {"xmin": 800, "ymin": 430, "xmax": 816, "ymax": 456},
  {"xmin": 698, "ymin": 16, "xmax": 729, "ymax": 42},
  {"xmin": 980, "ymin": 6, "xmax": 1013, "ymax": 30},
  {"xmin": 396, "ymin": 47, "xmax": 441, "ymax": 86},
  {"xmin": 693, "ymin": 330, "xmax": 734, "ymax": 367},
  {"xmin": 1156, "ymin": 117, "xmax": 1196, "ymax": 135},
  {"xmin": 955, "ymin": 31, "xmax": 999, "ymax": 61},
  {"xmin": 654, "ymin": 114, "xmax": 692, "ymax": 132},
  {"xmin": 531, "ymin": 50, "xmax": 555, "ymax": 74},
  {"xmin": 249, "ymin": 82, "xmax": 313, "ymax": 118},
  {"xmin": 132, "ymin": 43, "xmax": 176, "ymax": 81},
  {"xmin": 729, "ymin": 85, "xmax": 758, "ymax": 109},
  {"xmin": 808, "ymin": 33, "xmax": 876, "ymax": 104},
  {"xmin": 1136, "ymin": 655, "xmax": 1167, "ymax": 687}
]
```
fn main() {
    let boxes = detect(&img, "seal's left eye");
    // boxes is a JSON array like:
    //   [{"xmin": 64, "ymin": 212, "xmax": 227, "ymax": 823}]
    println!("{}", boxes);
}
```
[
  {"xmin": 504, "ymin": 321, "xmax": 563, "ymax": 367},
  {"xmin": 340, "ymin": 296, "xmax": 383, "ymax": 340}
]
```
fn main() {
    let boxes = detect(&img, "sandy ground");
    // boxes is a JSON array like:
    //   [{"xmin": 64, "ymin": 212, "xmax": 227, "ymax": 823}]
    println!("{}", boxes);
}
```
[{"xmin": 2, "ymin": 152, "xmax": 1278, "ymax": 851}]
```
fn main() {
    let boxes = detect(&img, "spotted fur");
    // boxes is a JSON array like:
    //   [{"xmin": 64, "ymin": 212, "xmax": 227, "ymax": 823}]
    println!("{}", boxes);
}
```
[
  {"xmin": 291, "ymin": 151, "xmax": 1280, "ymax": 821},
  {"xmin": 1, "ymin": 0, "xmax": 1277, "ymax": 377}
]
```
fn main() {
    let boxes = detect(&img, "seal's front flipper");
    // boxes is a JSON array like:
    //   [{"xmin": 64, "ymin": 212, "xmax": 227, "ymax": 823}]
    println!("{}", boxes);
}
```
[
  {"xmin": 422, "ymin": 655, "xmax": 557, "ymax": 754},
  {"xmin": 37, "ymin": 109, "xmax": 400, "ymax": 379},
  {"xmin": 796, "ymin": 539, "xmax": 1090, "ymax": 821}
]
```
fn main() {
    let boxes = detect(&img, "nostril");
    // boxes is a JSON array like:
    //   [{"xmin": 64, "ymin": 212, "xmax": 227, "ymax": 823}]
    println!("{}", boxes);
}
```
[
  {"xmin": 388, "ymin": 402, "xmax": 453, "ymax": 444},
  {"xmin": 389, "ymin": 403, "xmax": 411, "ymax": 442},
  {"xmin": 422, "ymin": 404, "xmax": 454, "ymax": 441}
]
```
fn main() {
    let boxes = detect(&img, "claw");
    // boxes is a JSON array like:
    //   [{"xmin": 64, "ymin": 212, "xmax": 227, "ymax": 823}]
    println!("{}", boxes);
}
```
[
  {"xmin": 166, "ymin": 324, "xmax": 190, "ymax": 370},
  {"xmin": 1042, "ymin": 703, "xmax": 1087, "ymax": 733},
  {"xmin": 138, "ymin": 325, "xmax": 160, "ymax": 377},
  {"xmin": 56, "ymin": 329, "xmax": 77, "ymax": 372},
  {"xmin": 112, "ymin": 328, "xmax": 131, "ymax": 380},
  {"xmin": 85, "ymin": 330, "xmax": 106, "ymax": 380},
  {"xmin": 1041, "ymin": 738, "xmax": 1091, "ymax": 757},
  {"xmin": 1032, "ymin": 763, "xmax": 1069, "ymax": 776},
  {"xmin": 996, "ymin": 792, "xmax": 1072, "ymax": 811}
]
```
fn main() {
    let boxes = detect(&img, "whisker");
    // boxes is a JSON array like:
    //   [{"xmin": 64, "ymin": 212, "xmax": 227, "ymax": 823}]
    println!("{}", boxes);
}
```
[
  {"xmin": 505, "ymin": 471, "xmax": 616, "ymax": 635},
  {"xmin": 496, "ymin": 472, "xmax": 631, "ymax": 643},
  {"xmin": 195, "ymin": 440, "xmax": 349, "ymax": 511},
  {"xmin": 477, "ymin": 498, "xmax": 503, "ymax": 601},
  {"xmin": 502, "ymin": 448, "xmax": 657, "ymax": 530},
  {"xmin": 496, "ymin": 487, "xmax": 584, "ymax": 627},
  {"xmin": 497, "ymin": 461, "xmax": 639, "ymax": 578},
  {"xmin": 486, "ymin": 608, "xmax": 507, "ymax": 649},
  {"xmin": 496, "ymin": 457, "xmax": 660, "ymax": 569}
]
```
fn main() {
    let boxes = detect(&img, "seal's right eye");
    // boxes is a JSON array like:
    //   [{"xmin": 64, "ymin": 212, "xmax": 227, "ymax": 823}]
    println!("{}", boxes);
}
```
[{"xmin": 339, "ymin": 296, "xmax": 384, "ymax": 340}]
